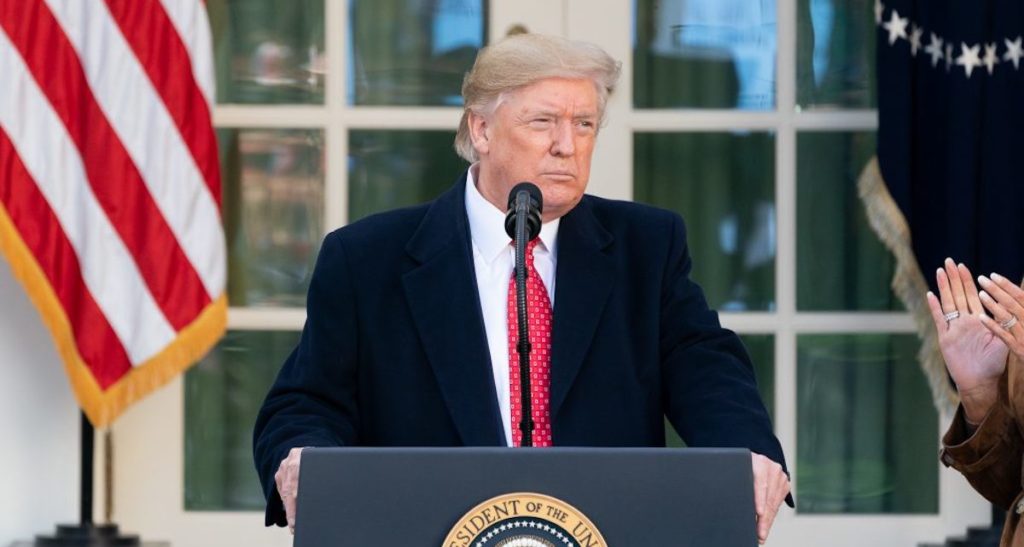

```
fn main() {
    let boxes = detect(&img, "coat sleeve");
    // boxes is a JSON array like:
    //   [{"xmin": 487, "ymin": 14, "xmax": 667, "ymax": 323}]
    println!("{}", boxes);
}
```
[
  {"xmin": 941, "ymin": 365, "xmax": 1023, "ymax": 510},
  {"xmin": 657, "ymin": 213, "xmax": 792, "ymax": 505},
  {"xmin": 252, "ymin": 231, "xmax": 361, "ymax": 526}
]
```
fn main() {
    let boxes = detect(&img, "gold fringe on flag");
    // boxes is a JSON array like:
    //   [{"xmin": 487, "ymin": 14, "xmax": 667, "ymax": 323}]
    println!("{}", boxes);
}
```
[
  {"xmin": 0, "ymin": 202, "xmax": 227, "ymax": 428},
  {"xmin": 857, "ymin": 156, "xmax": 959, "ymax": 415}
]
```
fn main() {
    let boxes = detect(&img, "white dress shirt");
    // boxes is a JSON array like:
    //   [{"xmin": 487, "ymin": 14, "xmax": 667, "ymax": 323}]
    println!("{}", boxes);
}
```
[{"xmin": 465, "ymin": 165, "xmax": 559, "ymax": 446}]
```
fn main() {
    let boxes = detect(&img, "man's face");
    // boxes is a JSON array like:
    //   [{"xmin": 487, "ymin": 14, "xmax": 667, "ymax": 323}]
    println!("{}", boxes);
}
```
[{"xmin": 470, "ymin": 78, "xmax": 600, "ymax": 222}]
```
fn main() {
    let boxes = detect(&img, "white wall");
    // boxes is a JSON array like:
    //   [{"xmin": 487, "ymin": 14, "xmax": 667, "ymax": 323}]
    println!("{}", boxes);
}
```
[
  {"xmin": 0, "ymin": 259, "xmax": 79, "ymax": 544},
  {"xmin": 0, "ymin": 256, "xmax": 290, "ymax": 547}
]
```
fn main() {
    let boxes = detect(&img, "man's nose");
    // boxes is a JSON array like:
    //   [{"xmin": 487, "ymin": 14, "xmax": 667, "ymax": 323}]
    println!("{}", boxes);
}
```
[{"xmin": 550, "ymin": 121, "xmax": 575, "ymax": 157}]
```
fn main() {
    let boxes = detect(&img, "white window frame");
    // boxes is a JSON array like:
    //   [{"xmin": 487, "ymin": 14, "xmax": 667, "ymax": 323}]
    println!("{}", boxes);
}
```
[
  {"xmin": 569, "ymin": 1, "xmax": 991, "ymax": 544},
  {"xmin": 106, "ymin": 2, "xmax": 991, "ymax": 546}
]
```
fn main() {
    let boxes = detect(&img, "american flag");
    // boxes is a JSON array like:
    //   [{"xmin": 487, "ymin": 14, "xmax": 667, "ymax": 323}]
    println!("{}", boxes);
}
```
[{"xmin": 0, "ymin": 0, "xmax": 226, "ymax": 427}]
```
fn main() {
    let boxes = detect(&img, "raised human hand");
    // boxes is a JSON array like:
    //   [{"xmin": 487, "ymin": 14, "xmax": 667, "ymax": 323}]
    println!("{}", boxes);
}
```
[
  {"xmin": 976, "ymin": 272, "xmax": 1024, "ymax": 360},
  {"xmin": 925, "ymin": 259, "xmax": 1007, "ymax": 422}
]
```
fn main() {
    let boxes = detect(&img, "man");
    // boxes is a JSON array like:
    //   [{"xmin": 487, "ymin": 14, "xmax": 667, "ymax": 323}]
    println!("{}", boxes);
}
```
[{"xmin": 254, "ymin": 33, "xmax": 791, "ymax": 543}]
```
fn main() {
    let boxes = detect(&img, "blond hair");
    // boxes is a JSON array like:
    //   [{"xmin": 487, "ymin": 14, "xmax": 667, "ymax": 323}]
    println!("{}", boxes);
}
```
[{"xmin": 454, "ymin": 34, "xmax": 621, "ymax": 162}]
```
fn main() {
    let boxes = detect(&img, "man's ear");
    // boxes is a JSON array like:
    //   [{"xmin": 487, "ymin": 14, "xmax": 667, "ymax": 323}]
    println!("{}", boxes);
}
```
[{"xmin": 467, "ymin": 111, "xmax": 490, "ymax": 157}]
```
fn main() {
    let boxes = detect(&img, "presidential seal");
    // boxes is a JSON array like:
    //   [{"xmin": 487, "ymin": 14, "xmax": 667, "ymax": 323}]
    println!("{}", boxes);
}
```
[{"xmin": 443, "ymin": 493, "xmax": 607, "ymax": 547}]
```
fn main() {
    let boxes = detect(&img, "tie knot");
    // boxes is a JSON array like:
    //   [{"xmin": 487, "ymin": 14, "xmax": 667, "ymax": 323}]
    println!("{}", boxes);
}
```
[
  {"xmin": 526, "ymin": 239, "xmax": 539, "ymax": 268},
  {"xmin": 509, "ymin": 239, "xmax": 541, "ymax": 268}
]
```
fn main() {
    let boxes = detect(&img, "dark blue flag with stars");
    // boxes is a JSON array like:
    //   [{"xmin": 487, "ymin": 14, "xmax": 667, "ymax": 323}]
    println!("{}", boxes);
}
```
[{"xmin": 860, "ymin": 0, "xmax": 1024, "ymax": 412}]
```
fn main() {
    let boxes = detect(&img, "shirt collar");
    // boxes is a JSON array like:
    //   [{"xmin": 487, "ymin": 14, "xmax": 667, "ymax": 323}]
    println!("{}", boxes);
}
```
[{"xmin": 465, "ymin": 164, "xmax": 559, "ymax": 264}]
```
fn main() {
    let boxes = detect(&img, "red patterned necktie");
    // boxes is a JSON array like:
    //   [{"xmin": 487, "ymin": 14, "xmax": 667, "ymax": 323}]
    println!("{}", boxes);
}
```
[{"xmin": 507, "ymin": 239, "xmax": 553, "ymax": 447}]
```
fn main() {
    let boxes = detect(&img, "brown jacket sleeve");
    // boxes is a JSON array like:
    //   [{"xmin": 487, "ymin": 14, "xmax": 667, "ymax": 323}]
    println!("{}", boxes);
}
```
[{"xmin": 940, "ymin": 367, "xmax": 1022, "ymax": 510}]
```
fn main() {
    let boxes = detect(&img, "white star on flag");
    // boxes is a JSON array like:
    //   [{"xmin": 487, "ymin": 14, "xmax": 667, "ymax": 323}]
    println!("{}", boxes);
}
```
[
  {"xmin": 983, "ymin": 43, "xmax": 999, "ymax": 75},
  {"xmin": 909, "ymin": 24, "xmax": 923, "ymax": 56},
  {"xmin": 875, "ymin": 0, "xmax": 885, "ymax": 24},
  {"xmin": 955, "ymin": 42, "xmax": 982, "ymax": 78},
  {"xmin": 925, "ymin": 33, "xmax": 944, "ymax": 67},
  {"xmin": 883, "ymin": 10, "xmax": 909, "ymax": 45},
  {"xmin": 1004, "ymin": 36, "xmax": 1024, "ymax": 70}
]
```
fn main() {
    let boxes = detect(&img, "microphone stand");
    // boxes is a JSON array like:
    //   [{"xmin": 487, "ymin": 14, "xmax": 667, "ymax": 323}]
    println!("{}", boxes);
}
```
[{"xmin": 512, "ymin": 191, "xmax": 534, "ymax": 447}]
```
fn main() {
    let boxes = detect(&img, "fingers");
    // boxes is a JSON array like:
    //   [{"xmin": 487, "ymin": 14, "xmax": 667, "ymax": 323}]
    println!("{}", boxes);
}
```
[
  {"xmin": 979, "ymin": 274, "xmax": 1024, "ymax": 322},
  {"xmin": 958, "ymin": 263, "xmax": 983, "ymax": 315},
  {"xmin": 751, "ymin": 453, "xmax": 790, "ymax": 544},
  {"xmin": 944, "ymin": 258, "xmax": 969, "ymax": 314},
  {"xmin": 757, "ymin": 472, "xmax": 789, "ymax": 544},
  {"xmin": 752, "ymin": 454, "xmax": 768, "ymax": 543},
  {"xmin": 979, "ymin": 311, "xmax": 1014, "ymax": 343},
  {"xmin": 274, "ymin": 447, "xmax": 305, "ymax": 533},
  {"xmin": 979, "ymin": 289, "xmax": 1017, "ymax": 327},
  {"xmin": 936, "ymin": 266, "xmax": 956, "ymax": 314},
  {"xmin": 935, "ymin": 259, "xmax": 983, "ymax": 323},
  {"xmin": 990, "ymin": 272, "xmax": 1024, "ymax": 298},
  {"xmin": 978, "ymin": 280, "xmax": 1024, "ymax": 358},
  {"xmin": 926, "ymin": 291, "xmax": 948, "ymax": 335},
  {"xmin": 285, "ymin": 493, "xmax": 297, "ymax": 533},
  {"xmin": 753, "ymin": 456, "xmax": 767, "ymax": 515}
]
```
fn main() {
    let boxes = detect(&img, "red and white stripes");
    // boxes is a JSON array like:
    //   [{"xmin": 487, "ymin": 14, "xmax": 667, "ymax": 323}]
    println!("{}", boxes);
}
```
[{"xmin": 0, "ymin": 0, "xmax": 226, "ymax": 427}]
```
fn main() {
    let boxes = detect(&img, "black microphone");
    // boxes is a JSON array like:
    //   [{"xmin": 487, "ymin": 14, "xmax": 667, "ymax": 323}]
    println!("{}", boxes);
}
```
[
  {"xmin": 504, "ymin": 182, "xmax": 542, "ymax": 242},
  {"xmin": 504, "ymin": 182, "xmax": 543, "ymax": 447}
]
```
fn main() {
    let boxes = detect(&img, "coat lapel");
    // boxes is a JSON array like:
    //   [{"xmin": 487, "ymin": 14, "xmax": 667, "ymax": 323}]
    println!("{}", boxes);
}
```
[
  {"xmin": 550, "ymin": 197, "xmax": 615, "ymax": 420},
  {"xmin": 401, "ymin": 178, "xmax": 505, "ymax": 446}
]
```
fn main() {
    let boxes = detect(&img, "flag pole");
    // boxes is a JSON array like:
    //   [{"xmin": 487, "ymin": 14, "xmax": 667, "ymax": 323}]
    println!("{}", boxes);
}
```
[
  {"xmin": 104, "ymin": 431, "xmax": 113, "ymax": 523},
  {"xmin": 25, "ymin": 412, "xmax": 143, "ymax": 546},
  {"xmin": 79, "ymin": 412, "xmax": 93, "ymax": 526}
]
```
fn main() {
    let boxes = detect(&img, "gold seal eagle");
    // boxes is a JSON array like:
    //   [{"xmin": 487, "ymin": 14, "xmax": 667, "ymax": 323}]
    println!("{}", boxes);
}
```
[{"xmin": 443, "ymin": 493, "xmax": 607, "ymax": 547}]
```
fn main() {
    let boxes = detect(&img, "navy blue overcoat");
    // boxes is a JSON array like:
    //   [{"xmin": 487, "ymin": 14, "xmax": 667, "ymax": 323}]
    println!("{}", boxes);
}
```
[{"xmin": 253, "ymin": 175, "xmax": 787, "ymax": 526}]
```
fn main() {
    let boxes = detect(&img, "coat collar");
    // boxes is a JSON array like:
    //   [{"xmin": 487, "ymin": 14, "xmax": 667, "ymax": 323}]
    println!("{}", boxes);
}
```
[
  {"xmin": 548, "ymin": 196, "xmax": 615, "ymax": 420},
  {"xmin": 402, "ymin": 175, "xmax": 505, "ymax": 446}
]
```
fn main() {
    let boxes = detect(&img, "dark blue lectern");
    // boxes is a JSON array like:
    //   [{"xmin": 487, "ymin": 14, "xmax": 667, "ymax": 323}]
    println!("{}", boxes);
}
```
[{"xmin": 294, "ymin": 447, "xmax": 756, "ymax": 546}]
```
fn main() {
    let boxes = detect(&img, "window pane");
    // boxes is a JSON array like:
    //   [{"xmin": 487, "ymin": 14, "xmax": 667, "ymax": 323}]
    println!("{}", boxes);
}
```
[
  {"xmin": 184, "ymin": 330, "xmax": 300, "ymax": 510},
  {"xmin": 220, "ymin": 129, "xmax": 324, "ymax": 307},
  {"xmin": 796, "ymin": 132, "xmax": 899, "ymax": 311},
  {"xmin": 666, "ymin": 334, "xmax": 775, "ymax": 447},
  {"xmin": 797, "ymin": 334, "xmax": 938, "ymax": 514},
  {"xmin": 796, "ymin": 0, "xmax": 876, "ymax": 109},
  {"xmin": 634, "ymin": 132, "xmax": 775, "ymax": 311},
  {"xmin": 634, "ymin": 0, "xmax": 777, "ymax": 109},
  {"xmin": 348, "ymin": 130, "xmax": 468, "ymax": 221},
  {"xmin": 349, "ymin": 0, "xmax": 486, "ymax": 105},
  {"xmin": 207, "ymin": 0, "xmax": 325, "ymax": 104}
]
